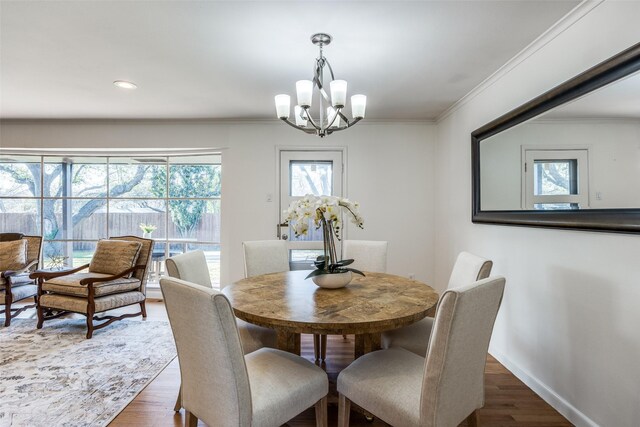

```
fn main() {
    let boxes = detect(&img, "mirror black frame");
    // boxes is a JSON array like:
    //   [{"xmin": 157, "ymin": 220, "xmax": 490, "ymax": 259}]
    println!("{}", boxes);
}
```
[{"xmin": 472, "ymin": 42, "xmax": 640, "ymax": 234}]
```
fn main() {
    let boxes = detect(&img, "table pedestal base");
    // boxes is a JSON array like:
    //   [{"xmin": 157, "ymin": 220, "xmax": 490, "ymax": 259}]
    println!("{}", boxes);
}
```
[
  {"xmin": 354, "ymin": 333, "xmax": 381, "ymax": 359},
  {"xmin": 276, "ymin": 330, "xmax": 301, "ymax": 354}
]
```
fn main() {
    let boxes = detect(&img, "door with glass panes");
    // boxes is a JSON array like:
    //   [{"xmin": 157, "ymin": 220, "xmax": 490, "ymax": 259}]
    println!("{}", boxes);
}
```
[{"xmin": 278, "ymin": 150, "xmax": 343, "ymax": 270}]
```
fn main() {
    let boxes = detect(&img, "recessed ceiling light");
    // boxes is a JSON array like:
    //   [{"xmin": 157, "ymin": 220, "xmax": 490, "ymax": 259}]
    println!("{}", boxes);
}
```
[{"xmin": 113, "ymin": 80, "xmax": 137, "ymax": 89}]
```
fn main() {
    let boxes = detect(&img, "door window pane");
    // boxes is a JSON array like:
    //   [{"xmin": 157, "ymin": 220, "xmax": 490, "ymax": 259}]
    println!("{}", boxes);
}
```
[
  {"xmin": 533, "ymin": 160, "xmax": 577, "ymax": 196},
  {"xmin": 290, "ymin": 161, "xmax": 333, "ymax": 196},
  {"xmin": 288, "ymin": 219, "xmax": 324, "ymax": 242},
  {"xmin": 534, "ymin": 203, "xmax": 580, "ymax": 210}
]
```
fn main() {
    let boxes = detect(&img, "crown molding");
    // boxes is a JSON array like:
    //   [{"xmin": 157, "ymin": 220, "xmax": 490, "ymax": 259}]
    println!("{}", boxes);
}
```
[
  {"xmin": 436, "ymin": 0, "xmax": 604, "ymax": 123},
  {"xmin": 0, "ymin": 117, "xmax": 435, "ymax": 126}
]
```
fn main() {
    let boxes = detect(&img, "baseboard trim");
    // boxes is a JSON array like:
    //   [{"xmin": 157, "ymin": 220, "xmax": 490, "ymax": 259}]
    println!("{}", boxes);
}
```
[{"xmin": 490, "ymin": 350, "xmax": 599, "ymax": 427}]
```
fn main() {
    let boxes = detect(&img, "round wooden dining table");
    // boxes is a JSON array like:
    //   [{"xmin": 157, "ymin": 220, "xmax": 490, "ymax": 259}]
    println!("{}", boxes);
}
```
[{"xmin": 222, "ymin": 270, "xmax": 439, "ymax": 358}]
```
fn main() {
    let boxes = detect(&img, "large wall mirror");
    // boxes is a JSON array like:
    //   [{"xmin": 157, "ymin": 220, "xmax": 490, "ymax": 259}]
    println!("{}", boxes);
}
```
[{"xmin": 472, "ymin": 42, "xmax": 640, "ymax": 233}]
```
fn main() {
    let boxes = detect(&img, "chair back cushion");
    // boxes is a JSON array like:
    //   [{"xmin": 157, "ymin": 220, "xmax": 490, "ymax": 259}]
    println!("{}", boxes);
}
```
[
  {"xmin": 109, "ymin": 236, "xmax": 154, "ymax": 293},
  {"xmin": 23, "ymin": 235, "xmax": 43, "ymax": 269},
  {"xmin": 420, "ymin": 276, "xmax": 506, "ymax": 427},
  {"xmin": 160, "ymin": 277, "xmax": 251, "ymax": 425},
  {"xmin": 243, "ymin": 240, "xmax": 289, "ymax": 278},
  {"xmin": 89, "ymin": 239, "xmax": 142, "ymax": 276},
  {"xmin": 165, "ymin": 250, "xmax": 212, "ymax": 288},
  {"xmin": 0, "ymin": 239, "xmax": 27, "ymax": 270},
  {"xmin": 342, "ymin": 240, "xmax": 388, "ymax": 273},
  {"xmin": 447, "ymin": 251, "xmax": 493, "ymax": 289}
]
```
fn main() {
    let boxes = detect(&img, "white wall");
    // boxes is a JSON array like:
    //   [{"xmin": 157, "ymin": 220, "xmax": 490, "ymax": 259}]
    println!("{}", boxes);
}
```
[
  {"xmin": 481, "ymin": 119, "xmax": 640, "ymax": 210},
  {"xmin": 435, "ymin": 2, "xmax": 640, "ymax": 426},
  {"xmin": 0, "ymin": 119, "xmax": 436, "ymax": 286}
]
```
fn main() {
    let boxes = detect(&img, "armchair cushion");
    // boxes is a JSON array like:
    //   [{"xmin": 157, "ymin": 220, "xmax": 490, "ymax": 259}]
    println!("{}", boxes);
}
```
[
  {"xmin": 43, "ymin": 273, "xmax": 141, "ymax": 297},
  {"xmin": 0, "ymin": 239, "xmax": 27, "ymax": 271},
  {"xmin": 88, "ymin": 240, "xmax": 142, "ymax": 276},
  {"xmin": 39, "ymin": 291, "xmax": 145, "ymax": 314},
  {"xmin": 1, "ymin": 284, "xmax": 37, "ymax": 302},
  {"xmin": 0, "ymin": 273, "xmax": 35, "ymax": 289}
]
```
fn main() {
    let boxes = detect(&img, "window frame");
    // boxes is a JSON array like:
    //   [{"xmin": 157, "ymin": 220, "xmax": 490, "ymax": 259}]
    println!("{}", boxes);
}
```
[{"xmin": 0, "ymin": 151, "xmax": 221, "ymax": 286}]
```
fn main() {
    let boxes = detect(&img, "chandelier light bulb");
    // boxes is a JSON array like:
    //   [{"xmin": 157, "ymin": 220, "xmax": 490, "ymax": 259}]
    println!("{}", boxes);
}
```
[
  {"xmin": 296, "ymin": 80, "xmax": 313, "ymax": 107},
  {"xmin": 351, "ymin": 94, "xmax": 367, "ymax": 119},
  {"xmin": 275, "ymin": 94, "xmax": 291, "ymax": 119},
  {"xmin": 294, "ymin": 105, "xmax": 308, "ymax": 126},
  {"xmin": 330, "ymin": 80, "xmax": 347, "ymax": 107}
]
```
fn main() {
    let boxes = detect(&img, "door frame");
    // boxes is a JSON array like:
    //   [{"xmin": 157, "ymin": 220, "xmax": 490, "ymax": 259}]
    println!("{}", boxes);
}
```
[{"xmin": 275, "ymin": 146, "xmax": 348, "ymax": 242}]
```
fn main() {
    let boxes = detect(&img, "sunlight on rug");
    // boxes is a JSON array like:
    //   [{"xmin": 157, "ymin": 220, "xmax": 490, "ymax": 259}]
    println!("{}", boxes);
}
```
[{"xmin": 0, "ymin": 319, "xmax": 176, "ymax": 427}]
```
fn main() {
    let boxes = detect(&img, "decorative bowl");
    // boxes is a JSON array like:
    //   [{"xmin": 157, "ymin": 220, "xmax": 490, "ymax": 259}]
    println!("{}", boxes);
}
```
[{"xmin": 311, "ymin": 271, "xmax": 353, "ymax": 289}]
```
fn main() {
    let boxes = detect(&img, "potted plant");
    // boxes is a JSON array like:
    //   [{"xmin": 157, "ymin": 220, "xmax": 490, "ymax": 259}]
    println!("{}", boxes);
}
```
[
  {"xmin": 284, "ymin": 194, "xmax": 365, "ymax": 288},
  {"xmin": 139, "ymin": 223, "xmax": 157, "ymax": 238}
]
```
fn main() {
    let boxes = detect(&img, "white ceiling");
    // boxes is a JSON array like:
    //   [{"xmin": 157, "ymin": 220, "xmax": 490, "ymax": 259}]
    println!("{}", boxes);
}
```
[{"xmin": 0, "ymin": 1, "xmax": 578, "ymax": 120}]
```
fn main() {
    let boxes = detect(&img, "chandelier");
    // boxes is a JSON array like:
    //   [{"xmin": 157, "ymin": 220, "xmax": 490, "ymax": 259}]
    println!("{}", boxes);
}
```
[{"xmin": 274, "ymin": 33, "xmax": 367, "ymax": 138}]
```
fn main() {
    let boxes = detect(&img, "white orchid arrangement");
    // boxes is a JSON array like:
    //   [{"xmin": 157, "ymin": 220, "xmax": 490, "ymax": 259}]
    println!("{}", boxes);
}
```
[
  {"xmin": 284, "ymin": 194, "xmax": 364, "ymax": 238},
  {"xmin": 284, "ymin": 194, "xmax": 365, "ymax": 279}
]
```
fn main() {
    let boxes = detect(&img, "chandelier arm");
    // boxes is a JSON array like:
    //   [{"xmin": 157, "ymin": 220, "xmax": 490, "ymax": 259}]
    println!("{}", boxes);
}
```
[
  {"xmin": 325, "ymin": 117, "xmax": 363, "ymax": 134},
  {"xmin": 303, "ymin": 107, "xmax": 322, "ymax": 131},
  {"xmin": 324, "ymin": 58, "xmax": 336, "ymax": 81},
  {"xmin": 314, "ymin": 58, "xmax": 333, "ymax": 105},
  {"xmin": 280, "ymin": 118, "xmax": 317, "ymax": 134}
]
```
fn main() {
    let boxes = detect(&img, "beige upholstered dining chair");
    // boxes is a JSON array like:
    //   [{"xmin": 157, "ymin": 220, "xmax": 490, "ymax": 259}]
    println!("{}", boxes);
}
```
[
  {"xmin": 160, "ymin": 276, "xmax": 329, "ymax": 427},
  {"xmin": 319, "ymin": 240, "xmax": 389, "ymax": 359},
  {"xmin": 338, "ymin": 276, "xmax": 506, "ymax": 427},
  {"xmin": 241, "ymin": 240, "xmax": 333, "ymax": 362},
  {"xmin": 381, "ymin": 251, "xmax": 492, "ymax": 356},
  {"xmin": 32, "ymin": 236, "xmax": 153, "ymax": 339},
  {"xmin": 1, "ymin": 234, "xmax": 43, "ymax": 326},
  {"xmin": 342, "ymin": 240, "xmax": 388, "ymax": 273},
  {"xmin": 242, "ymin": 240, "xmax": 290, "ymax": 278},
  {"xmin": 165, "ymin": 250, "xmax": 278, "ymax": 412}
]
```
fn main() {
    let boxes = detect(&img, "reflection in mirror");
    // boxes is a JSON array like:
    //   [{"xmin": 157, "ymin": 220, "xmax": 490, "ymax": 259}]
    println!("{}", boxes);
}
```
[{"xmin": 480, "ymin": 69, "xmax": 640, "ymax": 211}]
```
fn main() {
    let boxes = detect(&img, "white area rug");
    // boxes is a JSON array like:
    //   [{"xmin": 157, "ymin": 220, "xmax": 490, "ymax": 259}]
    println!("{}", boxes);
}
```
[{"xmin": 0, "ymin": 319, "xmax": 177, "ymax": 427}]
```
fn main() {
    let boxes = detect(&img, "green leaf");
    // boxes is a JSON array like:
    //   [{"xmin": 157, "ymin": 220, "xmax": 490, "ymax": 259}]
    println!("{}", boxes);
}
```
[{"xmin": 305, "ymin": 269, "xmax": 330, "ymax": 280}]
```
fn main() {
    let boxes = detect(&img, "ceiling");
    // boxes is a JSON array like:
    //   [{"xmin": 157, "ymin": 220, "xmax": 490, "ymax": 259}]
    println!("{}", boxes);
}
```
[{"xmin": 0, "ymin": 1, "xmax": 579, "ymax": 120}]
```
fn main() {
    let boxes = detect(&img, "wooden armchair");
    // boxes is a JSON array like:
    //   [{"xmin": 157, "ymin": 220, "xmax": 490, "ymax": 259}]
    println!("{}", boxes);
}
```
[
  {"xmin": 31, "ymin": 236, "xmax": 153, "ymax": 338},
  {"xmin": 1, "ymin": 234, "xmax": 43, "ymax": 326}
]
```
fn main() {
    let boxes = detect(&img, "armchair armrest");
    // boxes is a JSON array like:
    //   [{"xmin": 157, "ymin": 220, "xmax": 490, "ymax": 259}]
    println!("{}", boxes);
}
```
[
  {"xmin": 79, "ymin": 265, "xmax": 147, "ymax": 286},
  {"xmin": 30, "ymin": 263, "xmax": 90, "ymax": 280},
  {"xmin": 2, "ymin": 260, "xmax": 40, "ymax": 278}
]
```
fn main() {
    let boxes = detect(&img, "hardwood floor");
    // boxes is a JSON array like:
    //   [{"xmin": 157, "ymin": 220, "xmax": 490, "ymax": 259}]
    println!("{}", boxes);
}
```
[{"xmin": 10, "ymin": 300, "xmax": 573, "ymax": 426}]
